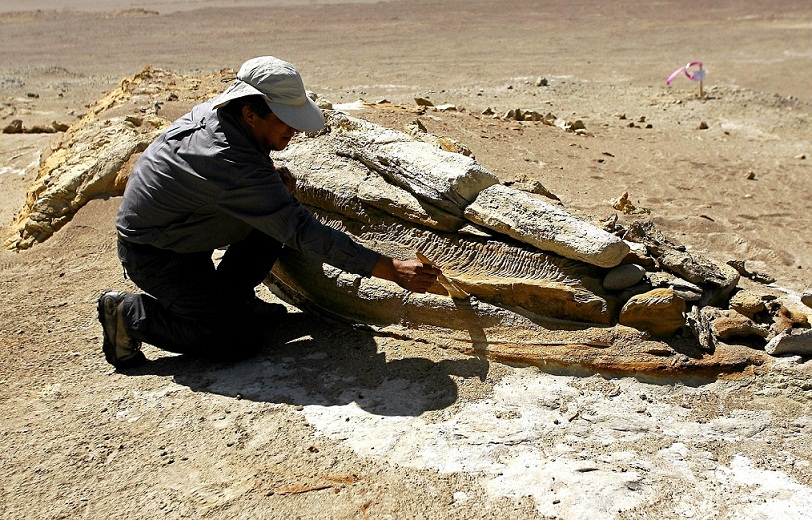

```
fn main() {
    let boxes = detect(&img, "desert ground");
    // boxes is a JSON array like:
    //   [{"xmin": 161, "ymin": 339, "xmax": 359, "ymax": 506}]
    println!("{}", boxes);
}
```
[{"xmin": 1, "ymin": 1, "xmax": 811, "ymax": 518}]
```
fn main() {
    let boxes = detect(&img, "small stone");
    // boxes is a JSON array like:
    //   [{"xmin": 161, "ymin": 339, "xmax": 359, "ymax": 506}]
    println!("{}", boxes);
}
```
[
  {"xmin": 414, "ymin": 97, "xmax": 434, "ymax": 107},
  {"xmin": 746, "ymin": 171, "xmax": 756, "ymax": 180},
  {"xmin": 536, "ymin": 77, "xmax": 548, "ymax": 87},
  {"xmin": 435, "ymin": 103, "xmax": 457, "ymax": 112},
  {"xmin": 603, "ymin": 264, "xmax": 646, "ymax": 291},
  {"xmin": 2, "ymin": 119, "xmax": 23, "ymax": 134},
  {"xmin": 796, "ymin": 154, "xmax": 807, "ymax": 160},
  {"xmin": 801, "ymin": 291, "xmax": 812, "ymax": 309},
  {"xmin": 698, "ymin": 121, "xmax": 709, "ymax": 130},
  {"xmin": 750, "ymin": 271, "xmax": 776, "ymax": 284},
  {"xmin": 26, "ymin": 92, "xmax": 39, "ymax": 98}
]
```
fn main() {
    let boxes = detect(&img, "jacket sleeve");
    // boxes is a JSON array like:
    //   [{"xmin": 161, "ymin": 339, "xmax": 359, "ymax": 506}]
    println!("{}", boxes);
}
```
[{"xmin": 215, "ymin": 165, "xmax": 380, "ymax": 277}]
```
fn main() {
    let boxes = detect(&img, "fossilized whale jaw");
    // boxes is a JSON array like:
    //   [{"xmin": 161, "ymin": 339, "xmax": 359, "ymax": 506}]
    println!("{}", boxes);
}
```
[
  {"xmin": 273, "ymin": 111, "xmax": 622, "ymax": 325},
  {"xmin": 267, "ymin": 112, "xmax": 761, "ymax": 375}
]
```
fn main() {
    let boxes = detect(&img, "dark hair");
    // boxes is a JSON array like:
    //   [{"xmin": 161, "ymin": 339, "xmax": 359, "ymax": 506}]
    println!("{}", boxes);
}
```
[{"xmin": 220, "ymin": 94, "xmax": 272, "ymax": 120}]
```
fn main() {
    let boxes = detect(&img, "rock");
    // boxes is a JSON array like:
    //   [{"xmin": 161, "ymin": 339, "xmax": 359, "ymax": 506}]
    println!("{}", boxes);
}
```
[
  {"xmin": 535, "ymin": 77, "xmax": 548, "ymax": 86},
  {"xmin": 766, "ymin": 301, "xmax": 810, "ymax": 336},
  {"xmin": 51, "ymin": 121, "xmax": 70, "ymax": 132},
  {"xmin": 765, "ymin": 328, "xmax": 812, "ymax": 356},
  {"xmin": 686, "ymin": 306, "xmax": 718, "ymax": 351},
  {"xmin": 729, "ymin": 289, "xmax": 765, "ymax": 319},
  {"xmin": 465, "ymin": 184, "xmax": 630, "ymax": 268},
  {"xmin": 3, "ymin": 119, "xmax": 23, "ymax": 134},
  {"xmin": 414, "ymin": 97, "xmax": 434, "ymax": 107},
  {"xmin": 670, "ymin": 278, "xmax": 703, "ymax": 302},
  {"xmin": 404, "ymin": 119, "xmax": 474, "ymax": 157},
  {"xmin": 646, "ymin": 271, "xmax": 673, "ymax": 288},
  {"xmin": 749, "ymin": 270, "xmax": 776, "ymax": 284},
  {"xmin": 523, "ymin": 110, "xmax": 543, "ymax": 122},
  {"xmin": 603, "ymin": 264, "xmax": 646, "ymax": 291},
  {"xmin": 504, "ymin": 173, "xmax": 560, "ymax": 202},
  {"xmin": 802, "ymin": 291, "xmax": 812, "ymax": 309},
  {"xmin": 25, "ymin": 124, "xmax": 57, "ymax": 134},
  {"xmin": 618, "ymin": 281, "xmax": 653, "ymax": 304},
  {"xmin": 726, "ymin": 259, "xmax": 750, "ymax": 277},
  {"xmin": 711, "ymin": 310, "xmax": 770, "ymax": 341},
  {"xmin": 610, "ymin": 192, "xmax": 648, "ymax": 215},
  {"xmin": 570, "ymin": 120, "xmax": 587, "ymax": 131},
  {"xmin": 435, "ymin": 104, "xmax": 457, "ymax": 112},
  {"xmin": 620, "ymin": 288, "xmax": 686, "ymax": 338},
  {"xmin": 698, "ymin": 121, "xmax": 709, "ymax": 130},
  {"xmin": 624, "ymin": 220, "xmax": 739, "ymax": 306}
]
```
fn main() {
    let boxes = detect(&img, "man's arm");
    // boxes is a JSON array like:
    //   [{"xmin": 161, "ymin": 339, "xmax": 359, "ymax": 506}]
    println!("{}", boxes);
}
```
[{"xmin": 371, "ymin": 256, "xmax": 441, "ymax": 293}]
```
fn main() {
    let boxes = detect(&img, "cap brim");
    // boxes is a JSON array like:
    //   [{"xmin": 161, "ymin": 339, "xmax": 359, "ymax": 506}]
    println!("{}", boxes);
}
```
[
  {"xmin": 211, "ymin": 79, "xmax": 324, "ymax": 133},
  {"xmin": 210, "ymin": 80, "xmax": 265, "ymax": 109},
  {"xmin": 269, "ymin": 96, "xmax": 324, "ymax": 133}
]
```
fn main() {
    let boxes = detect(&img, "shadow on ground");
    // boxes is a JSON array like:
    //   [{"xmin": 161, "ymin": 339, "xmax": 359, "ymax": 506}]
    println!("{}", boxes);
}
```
[{"xmin": 127, "ymin": 312, "xmax": 490, "ymax": 417}]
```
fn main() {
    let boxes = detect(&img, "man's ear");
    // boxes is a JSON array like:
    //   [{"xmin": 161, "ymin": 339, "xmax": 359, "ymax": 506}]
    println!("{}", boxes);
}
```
[{"xmin": 241, "ymin": 105, "xmax": 259, "ymax": 128}]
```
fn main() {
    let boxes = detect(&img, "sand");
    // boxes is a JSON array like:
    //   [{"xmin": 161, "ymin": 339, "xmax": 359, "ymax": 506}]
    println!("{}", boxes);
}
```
[{"xmin": 1, "ymin": 1, "xmax": 811, "ymax": 518}]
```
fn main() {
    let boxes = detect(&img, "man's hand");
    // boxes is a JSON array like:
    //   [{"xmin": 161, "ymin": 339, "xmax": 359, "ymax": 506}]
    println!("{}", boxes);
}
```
[
  {"xmin": 371, "ymin": 256, "xmax": 441, "ymax": 293},
  {"xmin": 276, "ymin": 165, "xmax": 296, "ymax": 195}
]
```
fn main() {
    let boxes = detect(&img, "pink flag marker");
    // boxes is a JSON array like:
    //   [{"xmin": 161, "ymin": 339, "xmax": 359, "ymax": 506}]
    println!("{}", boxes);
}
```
[{"xmin": 667, "ymin": 61, "xmax": 705, "ymax": 96}]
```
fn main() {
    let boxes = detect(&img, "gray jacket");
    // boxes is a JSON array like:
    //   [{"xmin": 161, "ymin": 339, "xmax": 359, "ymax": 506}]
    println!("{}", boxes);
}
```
[{"xmin": 116, "ymin": 101, "xmax": 380, "ymax": 276}]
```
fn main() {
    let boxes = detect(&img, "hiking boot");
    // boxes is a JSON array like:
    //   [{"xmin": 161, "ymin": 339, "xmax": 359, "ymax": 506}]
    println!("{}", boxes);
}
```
[{"xmin": 97, "ymin": 290, "xmax": 146, "ymax": 369}]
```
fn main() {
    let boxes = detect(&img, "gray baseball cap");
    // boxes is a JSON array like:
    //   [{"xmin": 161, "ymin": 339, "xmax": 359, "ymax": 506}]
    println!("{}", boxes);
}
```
[{"xmin": 211, "ymin": 56, "xmax": 324, "ymax": 132}]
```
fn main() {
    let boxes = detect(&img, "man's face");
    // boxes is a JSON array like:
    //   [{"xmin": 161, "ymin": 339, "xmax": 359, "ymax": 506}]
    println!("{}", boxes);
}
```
[{"xmin": 245, "ymin": 109, "xmax": 299, "ymax": 151}]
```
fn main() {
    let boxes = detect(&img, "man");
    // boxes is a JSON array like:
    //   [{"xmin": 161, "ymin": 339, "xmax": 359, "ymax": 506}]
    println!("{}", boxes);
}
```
[{"xmin": 99, "ymin": 56, "xmax": 440, "ymax": 369}]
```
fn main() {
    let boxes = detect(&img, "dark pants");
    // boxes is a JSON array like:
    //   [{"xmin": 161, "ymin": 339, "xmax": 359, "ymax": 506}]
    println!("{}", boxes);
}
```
[{"xmin": 117, "ymin": 229, "xmax": 283, "ymax": 360}]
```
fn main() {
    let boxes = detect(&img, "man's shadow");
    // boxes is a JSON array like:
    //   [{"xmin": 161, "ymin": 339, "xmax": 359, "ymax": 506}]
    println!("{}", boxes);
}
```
[{"xmin": 130, "ymin": 311, "xmax": 490, "ymax": 417}]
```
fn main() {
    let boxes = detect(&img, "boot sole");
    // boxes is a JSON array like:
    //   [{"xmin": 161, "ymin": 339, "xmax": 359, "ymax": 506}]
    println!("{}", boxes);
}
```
[{"xmin": 97, "ymin": 291, "xmax": 146, "ymax": 369}]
